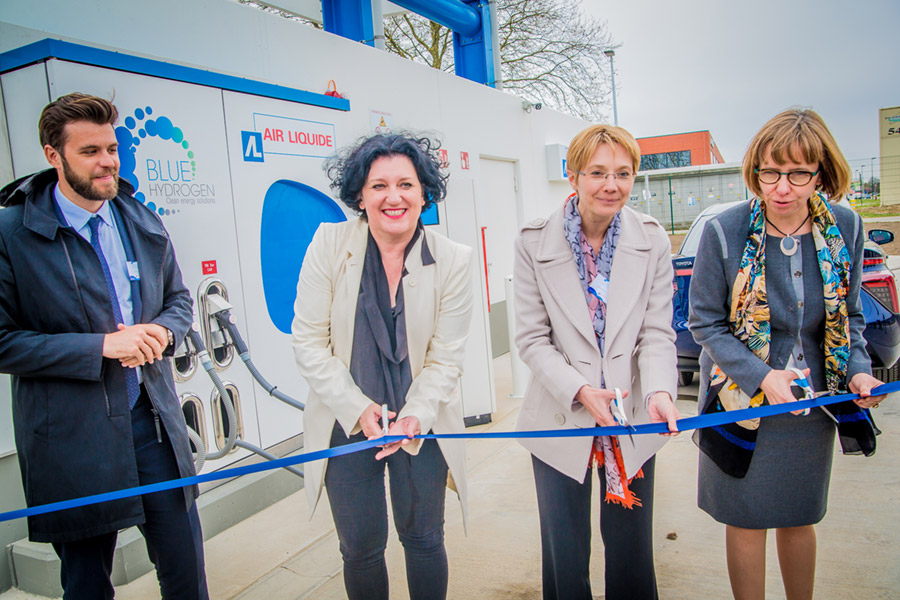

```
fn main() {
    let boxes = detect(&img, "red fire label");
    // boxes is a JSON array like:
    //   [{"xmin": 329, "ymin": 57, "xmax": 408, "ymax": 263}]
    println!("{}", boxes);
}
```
[{"xmin": 202, "ymin": 260, "xmax": 217, "ymax": 275}]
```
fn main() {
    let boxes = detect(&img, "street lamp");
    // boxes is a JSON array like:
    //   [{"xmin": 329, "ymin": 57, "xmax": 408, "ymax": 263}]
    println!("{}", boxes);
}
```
[
  {"xmin": 603, "ymin": 49, "xmax": 618, "ymax": 126},
  {"xmin": 872, "ymin": 156, "xmax": 877, "ymax": 202}
]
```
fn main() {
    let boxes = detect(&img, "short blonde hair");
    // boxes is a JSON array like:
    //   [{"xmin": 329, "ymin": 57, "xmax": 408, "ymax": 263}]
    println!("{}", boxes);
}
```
[
  {"xmin": 742, "ymin": 108, "xmax": 851, "ymax": 199},
  {"xmin": 566, "ymin": 124, "xmax": 641, "ymax": 176}
]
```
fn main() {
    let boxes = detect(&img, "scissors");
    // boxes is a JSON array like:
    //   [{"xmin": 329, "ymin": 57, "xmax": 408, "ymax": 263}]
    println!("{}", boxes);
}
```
[
  {"xmin": 611, "ymin": 387, "xmax": 637, "ymax": 448},
  {"xmin": 381, "ymin": 404, "xmax": 390, "ymax": 437},
  {"xmin": 789, "ymin": 368, "xmax": 814, "ymax": 417}
]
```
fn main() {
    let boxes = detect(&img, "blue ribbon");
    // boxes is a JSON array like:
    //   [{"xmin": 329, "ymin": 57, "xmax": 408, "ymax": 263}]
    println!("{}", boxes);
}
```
[{"xmin": 1, "ymin": 382, "xmax": 896, "ymax": 524}]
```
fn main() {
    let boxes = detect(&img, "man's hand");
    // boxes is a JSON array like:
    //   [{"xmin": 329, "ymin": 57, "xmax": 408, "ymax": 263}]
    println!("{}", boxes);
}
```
[{"xmin": 104, "ymin": 323, "xmax": 168, "ymax": 367}]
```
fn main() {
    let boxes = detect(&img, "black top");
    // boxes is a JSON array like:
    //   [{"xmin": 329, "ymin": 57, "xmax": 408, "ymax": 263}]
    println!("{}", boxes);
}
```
[{"xmin": 349, "ymin": 222, "xmax": 434, "ymax": 415}]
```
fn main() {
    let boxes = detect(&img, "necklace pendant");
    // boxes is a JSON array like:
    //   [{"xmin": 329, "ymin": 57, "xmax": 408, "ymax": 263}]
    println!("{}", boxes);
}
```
[{"xmin": 780, "ymin": 235, "xmax": 798, "ymax": 256}]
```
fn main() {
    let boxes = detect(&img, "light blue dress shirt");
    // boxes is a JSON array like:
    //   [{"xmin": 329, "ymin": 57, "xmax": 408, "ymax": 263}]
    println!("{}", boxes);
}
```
[{"xmin": 54, "ymin": 185, "xmax": 142, "ymax": 382}]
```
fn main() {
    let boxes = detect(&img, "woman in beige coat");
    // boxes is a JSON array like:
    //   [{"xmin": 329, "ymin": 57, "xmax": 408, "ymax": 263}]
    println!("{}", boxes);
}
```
[
  {"xmin": 514, "ymin": 124, "xmax": 679, "ymax": 600},
  {"xmin": 291, "ymin": 133, "xmax": 473, "ymax": 600}
]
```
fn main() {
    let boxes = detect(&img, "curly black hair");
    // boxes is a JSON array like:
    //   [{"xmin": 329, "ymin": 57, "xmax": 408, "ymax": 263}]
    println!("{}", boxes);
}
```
[{"xmin": 324, "ymin": 133, "xmax": 448, "ymax": 219}]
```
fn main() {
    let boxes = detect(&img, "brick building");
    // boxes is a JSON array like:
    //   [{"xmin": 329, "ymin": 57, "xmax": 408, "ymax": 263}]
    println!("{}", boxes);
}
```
[{"xmin": 637, "ymin": 130, "xmax": 725, "ymax": 170}]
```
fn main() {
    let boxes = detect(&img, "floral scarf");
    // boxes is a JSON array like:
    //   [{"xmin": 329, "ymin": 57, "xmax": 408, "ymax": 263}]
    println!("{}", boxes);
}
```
[
  {"xmin": 563, "ymin": 194, "xmax": 642, "ymax": 508},
  {"xmin": 698, "ymin": 192, "xmax": 862, "ymax": 478}
]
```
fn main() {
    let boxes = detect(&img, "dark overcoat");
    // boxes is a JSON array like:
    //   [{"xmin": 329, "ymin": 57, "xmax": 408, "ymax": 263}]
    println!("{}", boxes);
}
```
[{"xmin": 0, "ymin": 169, "xmax": 196, "ymax": 543}]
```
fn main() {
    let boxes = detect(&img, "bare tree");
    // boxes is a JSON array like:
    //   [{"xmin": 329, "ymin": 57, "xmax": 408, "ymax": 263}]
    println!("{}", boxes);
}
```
[
  {"xmin": 384, "ymin": 0, "xmax": 617, "ymax": 120},
  {"xmin": 238, "ymin": 0, "xmax": 322, "ymax": 28}
]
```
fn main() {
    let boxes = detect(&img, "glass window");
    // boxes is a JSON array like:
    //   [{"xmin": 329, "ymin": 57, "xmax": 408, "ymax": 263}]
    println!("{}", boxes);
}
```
[{"xmin": 640, "ymin": 150, "xmax": 691, "ymax": 170}]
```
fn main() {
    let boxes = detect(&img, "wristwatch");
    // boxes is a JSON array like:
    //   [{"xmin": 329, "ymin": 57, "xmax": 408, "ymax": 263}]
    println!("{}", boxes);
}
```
[{"xmin": 166, "ymin": 328, "xmax": 174, "ymax": 348}]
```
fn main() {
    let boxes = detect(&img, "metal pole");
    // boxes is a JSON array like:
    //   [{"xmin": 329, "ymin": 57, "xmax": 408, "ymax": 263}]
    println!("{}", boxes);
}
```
[
  {"xmin": 668, "ymin": 175, "xmax": 675, "ymax": 234},
  {"xmin": 872, "ymin": 156, "xmax": 877, "ymax": 203},
  {"xmin": 372, "ymin": 0, "xmax": 385, "ymax": 49},
  {"xmin": 604, "ymin": 49, "xmax": 618, "ymax": 126},
  {"xmin": 643, "ymin": 173, "xmax": 651, "ymax": 215},
  {"xmin": 504, "ymin": 275, "xmax": 527, "ymax": 398},
  {"xmin": 489, "ymin": 0, "xmax": 502, "ymax": 89}
]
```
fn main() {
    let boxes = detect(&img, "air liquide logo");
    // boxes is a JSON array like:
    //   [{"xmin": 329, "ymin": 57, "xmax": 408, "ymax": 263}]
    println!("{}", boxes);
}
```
[
  {"xmin": 116, "ymin": 106, "xmax": 215, "ymax": 216},
  {"xmin": 241, "ymin": 113, "xmax": 336, "ymax": 163}
]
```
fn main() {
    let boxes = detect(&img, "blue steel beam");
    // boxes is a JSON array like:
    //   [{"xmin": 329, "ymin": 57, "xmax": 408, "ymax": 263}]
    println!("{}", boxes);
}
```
[
  {"xmin": 394, "ymin": 0, "xmax": 495, "ymax": 86},
  {"xmin": 389, "ymin": 0, "xmax": 481, "ymax": 37},
  {"xmin": 451, "ymin": 0, "xmax": 496, "ymax": 86},
  {"xmin": 321, "ymin": 0, "xmax": 495, "ymax": 86},
  {"xmin": 322, "ymin": 0, "xmax": 376, "ymax": 46}
]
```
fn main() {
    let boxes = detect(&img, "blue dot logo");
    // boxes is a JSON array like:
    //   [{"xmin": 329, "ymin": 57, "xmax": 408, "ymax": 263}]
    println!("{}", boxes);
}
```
[{"xmin": 116, "ymin": 106, "xmax": 196, "ymax": 217}]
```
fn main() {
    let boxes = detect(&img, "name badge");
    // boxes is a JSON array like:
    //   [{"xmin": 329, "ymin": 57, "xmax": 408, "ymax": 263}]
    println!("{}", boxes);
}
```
[
  {"xmin": 589, "ymin": 276, "xmax": 610, "ymax": 304},
  {"xmin": 126, "ymin": 261, "xmax": 141, "ymax": 281}
]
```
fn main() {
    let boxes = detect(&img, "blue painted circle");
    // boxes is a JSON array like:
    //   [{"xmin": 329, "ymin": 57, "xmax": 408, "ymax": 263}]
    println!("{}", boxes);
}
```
[
  {"xmin": 135, "ymin": 108, "xmax": 145, "ymax": 120},
  {"xmin": 155, "ymin": 117, "xmax": 174, "ymax": 140},
  {"xmin": 124, "ymin": 116, "xmax": 136, "ymax": 129},
  {"xmin": 260, "ymin": 180, "xmax": 347, "ymax": 333}
]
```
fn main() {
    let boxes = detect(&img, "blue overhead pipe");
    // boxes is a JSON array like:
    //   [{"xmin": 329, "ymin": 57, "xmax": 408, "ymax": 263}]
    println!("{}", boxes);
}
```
[
  {"xmin": 321, "ymin": 0, "xmax": 492, "ymax": 85},
  {"xmin": 390, "ymin": 0, "xmax": 482, "ymax": 38}
]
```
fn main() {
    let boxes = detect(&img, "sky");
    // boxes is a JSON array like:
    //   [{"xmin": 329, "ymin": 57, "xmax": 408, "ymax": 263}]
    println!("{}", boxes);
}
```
[{"xmin": 580, "ymin": 0, "xmax": 900, "ymax": 171}]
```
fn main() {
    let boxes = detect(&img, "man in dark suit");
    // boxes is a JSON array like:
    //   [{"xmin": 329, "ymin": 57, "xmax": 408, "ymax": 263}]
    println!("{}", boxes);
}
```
[{"xmin": 0, "ymin": 93, "xmax": 208, "ymax": 599}]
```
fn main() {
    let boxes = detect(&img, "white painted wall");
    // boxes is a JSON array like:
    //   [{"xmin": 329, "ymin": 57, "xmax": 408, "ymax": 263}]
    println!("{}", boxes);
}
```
[{"xmin": 0, "ymin": 0, "xmax": 595, "ymax": 466}]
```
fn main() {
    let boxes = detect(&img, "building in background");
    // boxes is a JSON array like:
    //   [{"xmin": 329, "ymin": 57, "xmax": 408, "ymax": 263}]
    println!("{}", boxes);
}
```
[
  {"xmin": 637, "ymin": 130, "xmax": 725, "ymax": 170},
  {"xmin": 879, "ymin": 106, "xmax": 900, "ymax": 206}
]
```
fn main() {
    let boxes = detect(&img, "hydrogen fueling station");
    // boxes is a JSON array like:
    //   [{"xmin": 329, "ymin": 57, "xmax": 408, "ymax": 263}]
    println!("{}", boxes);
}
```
[{"xmin": 0, "ymin": 0, "xmax": 603, "ymax": 594}]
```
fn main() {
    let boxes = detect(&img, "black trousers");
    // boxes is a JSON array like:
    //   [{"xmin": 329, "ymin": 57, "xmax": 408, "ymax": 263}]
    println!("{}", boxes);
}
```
[
  {"xmin": 52, "ymin": 390, "xmax": 208, "ymax": 600},
  {"xmin": 325, "ymin": 425, "xmax": 450, "ymax": 600},
  {"xmin": 531, "ymin": 454, "xmax": 658, "ymax": 600}
]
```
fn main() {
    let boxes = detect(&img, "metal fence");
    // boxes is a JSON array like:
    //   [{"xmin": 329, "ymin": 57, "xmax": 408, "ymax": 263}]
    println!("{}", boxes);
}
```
[{"xmin": 629, "ymin": 155, "xmax": 900, "ymax": 232}]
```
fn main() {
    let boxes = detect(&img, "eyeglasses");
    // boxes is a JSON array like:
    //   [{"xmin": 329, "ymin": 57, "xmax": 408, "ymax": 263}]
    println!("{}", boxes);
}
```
[
  {"xmin": 576, "ymin": 170, "xmax": 634, "ymax": 181},
  {"xmin": 755, "ymin": 168, "xmax": 819, "ymax": 186}
]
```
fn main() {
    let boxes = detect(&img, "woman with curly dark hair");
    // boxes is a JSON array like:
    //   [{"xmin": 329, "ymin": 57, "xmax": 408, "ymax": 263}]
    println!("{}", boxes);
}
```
[{"xmin": 291, "ymin": 133, "xmax": 474, "ymax": 600}]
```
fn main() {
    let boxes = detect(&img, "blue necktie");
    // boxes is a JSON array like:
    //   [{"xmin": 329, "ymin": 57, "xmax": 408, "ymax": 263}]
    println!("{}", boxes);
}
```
[{"xmin": 89, "ymin": 215, "xmax": 141, "ymax": 409}]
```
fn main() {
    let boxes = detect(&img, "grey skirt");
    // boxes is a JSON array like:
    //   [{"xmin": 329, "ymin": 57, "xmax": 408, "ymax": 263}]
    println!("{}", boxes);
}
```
[{"xmin": 698, "ymin": 407, "xmax": 835, "ymax": 529}]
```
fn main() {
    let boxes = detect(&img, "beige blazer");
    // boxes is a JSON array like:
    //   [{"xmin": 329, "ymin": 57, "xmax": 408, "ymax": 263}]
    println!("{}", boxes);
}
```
[
  {"xmin": 513, "ymin": 204, "xmax": 677, "ymax": 482},
  {"xmin": 291, "ymin": 218, "xmax": 473, "ymax": 526}
]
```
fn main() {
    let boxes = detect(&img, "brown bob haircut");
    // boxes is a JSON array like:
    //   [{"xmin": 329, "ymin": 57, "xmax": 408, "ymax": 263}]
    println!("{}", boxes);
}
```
[
  {"xmin": 742, "ymin": 108, "xmax": 851, "ymax": 200},
  {"xmin": 566, "ymin": 124, "xmax": 641, "ymax": 177},
  {"xmin": 39, "ymin": 93, "xmax": 118, "ymax": 154}
]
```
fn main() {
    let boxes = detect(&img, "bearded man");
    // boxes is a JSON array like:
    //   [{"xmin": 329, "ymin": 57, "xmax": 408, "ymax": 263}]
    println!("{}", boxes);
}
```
[{"xmin": 0, "ymin": 93, "xmax": 207, "ymax": 599}]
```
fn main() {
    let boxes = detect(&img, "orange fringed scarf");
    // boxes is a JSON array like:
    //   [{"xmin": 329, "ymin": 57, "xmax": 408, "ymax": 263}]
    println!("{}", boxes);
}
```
[{"xmin": 593, "ymin": 436, "xmax": 644, "ymax": 509}]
